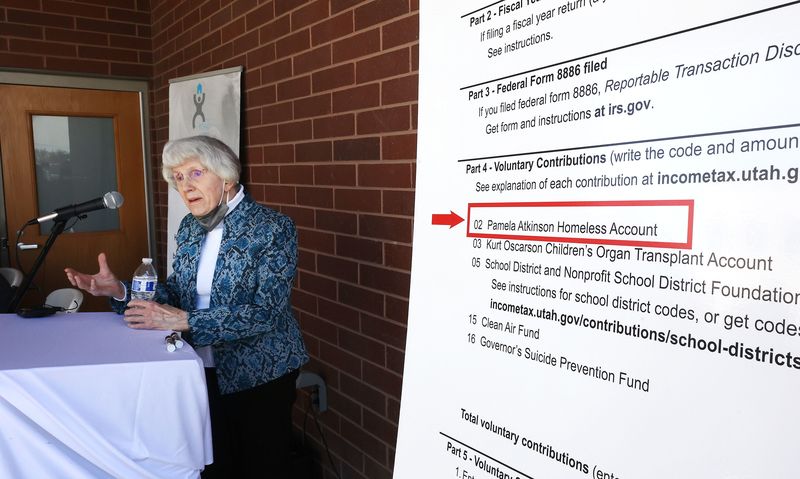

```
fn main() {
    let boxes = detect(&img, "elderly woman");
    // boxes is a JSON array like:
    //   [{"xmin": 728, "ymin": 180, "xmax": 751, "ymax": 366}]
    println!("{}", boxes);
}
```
[{"xmin": 65, "ymin": 135, "xmax": 308, "ymax": 478}]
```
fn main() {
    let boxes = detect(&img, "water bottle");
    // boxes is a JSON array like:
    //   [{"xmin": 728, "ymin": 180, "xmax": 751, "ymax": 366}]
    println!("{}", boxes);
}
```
[{"xmin": 131, "ymin": 258, "xmax": 158, "ymax": 301}]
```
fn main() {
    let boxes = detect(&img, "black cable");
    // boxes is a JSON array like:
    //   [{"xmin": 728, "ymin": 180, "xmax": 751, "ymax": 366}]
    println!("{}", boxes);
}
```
[{"xmin": 301, "ymin": 391, "xmax": 342, "ymax": 479}]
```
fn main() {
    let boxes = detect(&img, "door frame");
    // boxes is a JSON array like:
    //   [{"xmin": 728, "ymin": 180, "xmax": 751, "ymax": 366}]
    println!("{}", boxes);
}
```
[{"xmin": 0, "ymin": 70, "xmax": 154, "ymax": 267}]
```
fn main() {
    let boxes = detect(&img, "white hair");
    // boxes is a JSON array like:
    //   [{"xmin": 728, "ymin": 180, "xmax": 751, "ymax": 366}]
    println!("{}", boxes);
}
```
[{"xmin": 161, "ymin": 135, "xmax": 241, "ymax": 188}]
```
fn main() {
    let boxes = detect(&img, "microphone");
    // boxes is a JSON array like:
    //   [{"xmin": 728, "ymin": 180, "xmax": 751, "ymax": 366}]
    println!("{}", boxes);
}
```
[{"xmin": 28, "ymin": 191, "xmax": 124, "ymax": 225}]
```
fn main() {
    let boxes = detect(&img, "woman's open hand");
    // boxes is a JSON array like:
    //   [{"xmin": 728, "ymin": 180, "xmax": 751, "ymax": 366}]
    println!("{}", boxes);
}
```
[{"xmin": 64, "ymin": 253, "xmax": 124, "ymax": 298}]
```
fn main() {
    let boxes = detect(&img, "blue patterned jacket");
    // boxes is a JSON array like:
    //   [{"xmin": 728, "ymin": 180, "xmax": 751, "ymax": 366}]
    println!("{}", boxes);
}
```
[{"xmin": 113, "ymin": 194, "xmax": 308, "ymax": 394}]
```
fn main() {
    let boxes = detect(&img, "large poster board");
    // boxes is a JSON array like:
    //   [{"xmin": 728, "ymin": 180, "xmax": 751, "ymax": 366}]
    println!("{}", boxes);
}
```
[
  {"xmin": 167, "ymin": 67, "xmax": 241, "ymax": 273},
  {"xmin": 396, "ymin": 1, "xmax": 800, "ymax": 478}
]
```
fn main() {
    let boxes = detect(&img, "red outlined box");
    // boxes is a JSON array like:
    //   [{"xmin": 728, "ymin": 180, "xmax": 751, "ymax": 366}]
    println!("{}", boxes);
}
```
[{"xmin": 466, "ymin": 199, "xmax": 694, "ymax": 249}]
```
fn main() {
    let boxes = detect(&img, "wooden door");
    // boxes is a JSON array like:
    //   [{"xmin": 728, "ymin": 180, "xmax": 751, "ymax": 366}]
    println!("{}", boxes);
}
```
[{"xmin": 0, "ymin": 85, "xmax": 148, "ymax": 311}]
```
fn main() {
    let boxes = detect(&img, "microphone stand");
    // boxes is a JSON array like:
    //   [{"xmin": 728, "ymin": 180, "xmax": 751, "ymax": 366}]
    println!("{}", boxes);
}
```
[{"xmin": 6, "ymin": 219, "xmax": 69, "ymax": 313}]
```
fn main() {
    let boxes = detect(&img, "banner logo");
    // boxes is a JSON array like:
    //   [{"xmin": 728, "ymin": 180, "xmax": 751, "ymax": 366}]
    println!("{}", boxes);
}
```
[{"xmin": 192, "ymin": 83, "xmax": 206, "ymax": 129}]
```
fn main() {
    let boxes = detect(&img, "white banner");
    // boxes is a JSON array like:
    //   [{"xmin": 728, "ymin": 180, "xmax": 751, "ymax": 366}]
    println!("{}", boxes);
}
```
[
  {"xmin": 397, "ymin": 1, "xmax": 800, "ymax": 478},
  {"xmin": 167, "ymin": 67, "xmax": 241, "ymax": 273}
]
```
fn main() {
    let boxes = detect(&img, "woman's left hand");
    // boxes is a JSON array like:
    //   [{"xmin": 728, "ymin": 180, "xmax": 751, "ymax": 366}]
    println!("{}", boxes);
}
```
[{"xmin": 124, "ymin": 300, "xmax": 190, "ymax": 332}]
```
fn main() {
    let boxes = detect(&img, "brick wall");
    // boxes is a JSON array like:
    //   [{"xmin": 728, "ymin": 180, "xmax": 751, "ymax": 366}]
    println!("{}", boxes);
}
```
[
  {"xmin": 2, "ymin": 1, "xmax": 418, "ymax": 477},
  {"xmin": 0, "ymin": 0, "xmax": 152, "ymax": 77}
]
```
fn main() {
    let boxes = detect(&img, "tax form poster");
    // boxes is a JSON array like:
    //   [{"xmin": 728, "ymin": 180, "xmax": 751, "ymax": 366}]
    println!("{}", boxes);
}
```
[{"xmin": 395, "ymin": 1, "xmax": 800, "ymax": 478}]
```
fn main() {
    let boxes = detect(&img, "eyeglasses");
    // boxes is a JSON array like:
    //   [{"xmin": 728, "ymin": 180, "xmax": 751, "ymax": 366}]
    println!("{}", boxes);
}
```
[{"xmin": 172, "ymin": 168, "xmax": 207, "ymax": 184}]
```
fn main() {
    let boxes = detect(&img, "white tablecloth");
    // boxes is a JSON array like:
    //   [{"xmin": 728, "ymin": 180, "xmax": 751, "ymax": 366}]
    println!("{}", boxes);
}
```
[{"xmin": 0, "ymin": 312, "xmax": 212, "ymax": 479}]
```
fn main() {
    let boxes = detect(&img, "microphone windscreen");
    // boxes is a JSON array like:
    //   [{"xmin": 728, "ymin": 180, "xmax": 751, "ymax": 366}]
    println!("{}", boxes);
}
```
[{"xmin": 104, "ymin": 191, "xmax": 124, "ymax": 209}]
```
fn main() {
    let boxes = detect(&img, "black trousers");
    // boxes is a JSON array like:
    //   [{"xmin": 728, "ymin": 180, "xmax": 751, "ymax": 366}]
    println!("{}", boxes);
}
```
[{"xmin": 202, "ymin": 368, "xmax": 299, "ymax": 479}]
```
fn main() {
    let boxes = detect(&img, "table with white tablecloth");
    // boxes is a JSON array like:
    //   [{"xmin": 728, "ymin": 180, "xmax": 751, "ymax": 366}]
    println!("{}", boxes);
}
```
[{"xmin": 0, "ymin": 312, "xmax": 212, "ymax": 479}]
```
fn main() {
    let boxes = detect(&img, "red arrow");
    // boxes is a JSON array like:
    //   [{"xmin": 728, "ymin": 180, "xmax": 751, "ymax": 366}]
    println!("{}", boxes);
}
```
[{"xmin": 431, "ymin": 211, "xmax": 464, "ymax": 229}]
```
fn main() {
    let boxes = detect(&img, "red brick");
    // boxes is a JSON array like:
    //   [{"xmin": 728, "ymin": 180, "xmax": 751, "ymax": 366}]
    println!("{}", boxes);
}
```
[
  {"xmin": 336, "ymin": 235, "xmax": 382, "ymax": 263},
  {"xmin": 262, "ymin": 101, "xmax": 293, "ymax": 125},
  {"xmin": 332, "ymin": 28, "xmax": 379, "ymax": 63},
  {"xmin": 296, "ymin": 186, "xmax": 333, "ymax": 208},
  {"xmin": 249, "ymin": 124, "xmax": 278, "ymax": 144},
  {"xmin": 411, "ymin": 42, "xmax": 418, "ymax": 71},
  {"xmin": 278, "ymin": 119, "xmax": 312, "ymax": 142},
  {"xmin": 385, "ymin": 296, "xmax": 408, "ymax": 327},
  {"xmin": 243, "ymin": 145, "xmax": 264, "ymax": 165},
  {"xmin": 293, "ymin": 44, "xmax": 331, "ymax": 74},
  {"xmin": 382, "ymin": 13, "xmax": 417, "ymax": 49},
  {"xmin": 260, "ymin": 57, "xmax": 291, "ymax": 84},
  {"xmin": 315, "ymin": 164, "xmax": 355, "ymax": 186},
  {"xmin": 357, "ymin": 106, "xmax": 409, "ymax": 134},
  {"xmin": 362, "ymin": 408, "xmax": 398, "ymax": 449},
  {"xmin": 385, "ymin": 345, "xmax": 404, "ymax": 374},
  {"xmin": 264, "ymin": 145, "xmax": 294, "ymax": 163},
  {"xmin": 298, "ymin": 227, "xmax": 335, "ymax": 254},
  {"xmin": 282, "ymin": 205, "xmax": 315, "ymax": 228},
  {"xmin": 382, "ymin": 190, "xmax": 414, "ymax": 217},
  {"xmin": 359, "ymin": 264, "xmax": 410, "ymax": 297},
  {"xmin": 7, "ymin": 9, "xmax": 74, "ymax": 28},
  {"xmin": 276, "ymin": 28, "xmax": 309, "ymax": 58},
  {"xmin": 354, "ymin": 0, "xmax": 409, "ymax": 30},
  {"xmin": 340, "ymin": 374, "xmax": 386, "ymax": 415},
  {"xmin": 0, "ymin": 52, "xmax": 44, "ymax": 69},
  {"xmin": 2, "ymin": 23, "xmax": 43, "ymax": 39},
  {"xmin": 360, "ymin": 214, "xmax": 412, "ymax": 242},
  {"xmin": 299, "ymin": 271, "xmax": 337, "ymax": 300},
  {"xmin": 333, "ymin": 83, "xmax": 380, "ymax": 113},
  {"xmin": 211, "ymin": 42, "xmax": 234, "ymax": 64},
  {"xmin": 297, "ymin": 248, "xmax": 316, "ymax": 272},
  {"xmin": 233, "ymin": 29, "xmax": 258, "ymax": 55},
  {"xmin": 338, "ymin": 420, "xmax": 388, "ymax": 465},
  {"xmin": 79, "ymin": 45, "xmax": 138, "ymax": 61},
  {"xmin": 381, "ymin": 74, "xmax": 417, "ymax": 105},
  {"xmin": 382, "ymin": 133, "xmax": 416, "ymax": 159},
  {"xmin": 232, "ymin": 0, "xmax": 259, "ymax": 18},
  {"xmin": 108, "ymin": 8, "xmax": 150, "ymax": 24},
  {"xmin": 280, "ymin": 164, "xmax": 314, "ymax": 184},
  {"xmin": 258, "ymin": 15, "xmax": 290, "ymax": 43},
  {"xmin": 221, "ymin": 17, "xmax": 245, "ymax": 43},
  {"xmin": 277, "ymin": 75, "xmax": 311, "ymax": 101},
  {"xmin": 384, "ymin": 243, "xmax": 411, "ymax": 270},
  {"xmin": 334, "ymin": 188, "xmax": 381, "ymax": 213},
  {"xmin": 312, "ymin": 63, "xmax": 354, "ymax": 93},
  {"xmin": 331, "ymin": 0, "xmax": 362, "ymax": 15},
  {"xmin": 201, "ymin": 30, "xmax": 221, "ymax": 52},
  {"xmin": 339, "ymin": 283, "xmax": 383, "ymax": 316},
  {"xmin": 361, "ymin": 314, "xmax": 406, "ymax": 349},
  {"xmin": 275, "ymin": 0, "xmax": 311, "ymax": 16},
  {"xmin": 356, "ymin": 48, "xmax": 409, "ymax": 83},
  {"xmin": 294, "ymin": 92, "xmax": 331, "ymax": 119},
  {"xmin": 83, "ymin": 0, "xmax": 135, "ymax": 8},
  {"xmin": 296, "ymin": 141, "xmax": 332, "ymax": 162},
  {"xmin": 0, "ymin": 39, "xmax": 7, "ymax": 51},
  {"xmin": 320, "ymin": 342, "xmax": 362, "ymax": 378},
  {"xmin": 208, "ymin": 7, "xmax": 232, "ymax": 31},
  {"xmin": 311, "ymin": 10, "xmax": 352, "ymax": 46},
  {"xmin": 299, "ymin": 312, "xmax": 338, "ymax": 342},
  {"xmin": 110, "ymin": 62, "xmax": 151, "ymax": 77},
  {"xmin": 46, "ymin": 56, "xmax": 107, "ymax": 74},
  {"xmin": 200, "ymin": 0, "xmax": 222, "ymax": 19},
  {"xmin": 363, "ymin": 362, "xmax": 401, "ymax": 399},
  {"xmin": 313, "ymin": 114, "xmax": 354, "ymax": 138},
  {"xmin": 3, "ymin": 0, "xmax": 41, "ymax": 9},
  {"xmin": 246, "ymin": 2, "xmax": 275, "ymax": 30},
  {"xmin": 364, "ymin": 455, "xmax": 394, "ymax": 479},
  {"xmin": 358, "ymin": 163, "xmax": 411, "ymax": 188},
  {"xmin": 265, "ymin": 185, "xmax": 296, "ymax": 203},
  {"xmin": 292, "ymin": 0, "xmax": 328, "ymax": 29},
  {"xmin": 45, "ymin": 27, "xmax": 107, "ymax": 46},
  {"xmin": 77, "ymin": 17, "xmax": 137, "ymax": 35},
  {"xmin": 318, "ymin": 298, "xmax": 360, "ymax": 331},
  {"xmin": 292, "ymin": 289, "xmax": 318, "ymax": 314},
  {"xmin": 249, "ymin": 165, "xmax": 280, "ymax": 183},
  {"xmin": 334, "ymin": 137, "xmax": 380, "ymax": 162},
  {"xmin": 316, "ymin": 209, "xmax": 357, "ymax": 234},
  {"xmin": 10, "ymin": 38, "xmax": 75, "ymax": 57},
  {"xmin": 111, "ymin": 34, "xmax": 150, "ymax": 50},
  {"xmin": 325, "ymin": 387, "xmax": 362, "ymax": 426},
  {"xmin": 317, "ymin": 254, "xmax": 358, "ymax": 282}
]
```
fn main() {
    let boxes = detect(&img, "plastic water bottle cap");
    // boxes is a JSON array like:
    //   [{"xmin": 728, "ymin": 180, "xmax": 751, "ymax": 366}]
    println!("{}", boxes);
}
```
[{"xmin": 142, "ymin": 258, "xmax": 153, "ymax": 264}]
